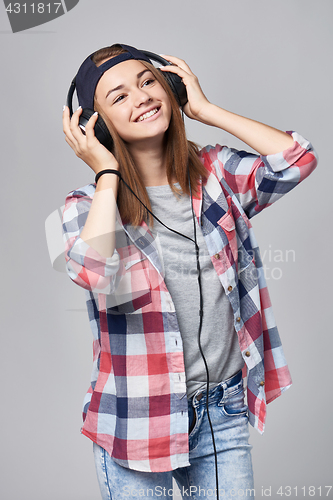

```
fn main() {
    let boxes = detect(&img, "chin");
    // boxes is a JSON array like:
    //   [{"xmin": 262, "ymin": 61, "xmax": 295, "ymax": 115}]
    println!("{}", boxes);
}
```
[{"xmin": 124, "ymin": 126, "xmax": 169, "ymax": 145}]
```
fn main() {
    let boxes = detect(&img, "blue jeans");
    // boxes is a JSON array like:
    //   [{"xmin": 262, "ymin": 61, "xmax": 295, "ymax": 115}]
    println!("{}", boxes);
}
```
[{"xmin": 93, "ymin": 371, "xmax": 255, "ymax": 499}]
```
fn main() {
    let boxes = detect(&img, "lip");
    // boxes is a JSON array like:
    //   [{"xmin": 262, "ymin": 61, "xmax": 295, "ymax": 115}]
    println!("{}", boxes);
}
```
[{"xmin": 134, "ymin": 105, "xmax": 161, "ymax": 123}]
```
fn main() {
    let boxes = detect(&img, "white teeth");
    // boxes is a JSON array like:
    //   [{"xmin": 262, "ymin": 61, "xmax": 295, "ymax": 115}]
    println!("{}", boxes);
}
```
[{"xmin": 137, "ymin": 108, "xmax": 159, "ymax": 122}]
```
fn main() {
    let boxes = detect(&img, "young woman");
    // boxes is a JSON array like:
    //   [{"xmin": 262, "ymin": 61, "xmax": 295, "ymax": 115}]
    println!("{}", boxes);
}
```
[{"xmin": 62, "ymin": 44, "xmax": 317, "ymax": 500}]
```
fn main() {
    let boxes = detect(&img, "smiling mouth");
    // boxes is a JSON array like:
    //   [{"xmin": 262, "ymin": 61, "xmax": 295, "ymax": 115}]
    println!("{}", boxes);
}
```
[{"xmin": 136, "ymin": 107, "xmax": 160, "ymax": 122}]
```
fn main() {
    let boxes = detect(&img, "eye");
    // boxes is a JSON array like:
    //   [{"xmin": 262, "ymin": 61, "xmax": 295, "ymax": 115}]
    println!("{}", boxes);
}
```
[
  {"xmin": 113, "ymin": 94, "xmax": 126, "ymax": 104},
  {"xmin": 142, "ymin": 78, "xmax": 155, "ymax": 87}
]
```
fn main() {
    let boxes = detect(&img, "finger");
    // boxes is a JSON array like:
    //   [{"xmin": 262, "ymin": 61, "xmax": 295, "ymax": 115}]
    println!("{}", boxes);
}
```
[
  {"xmin": 70, "ymin": 106, "xmax": 83, "ymax": 127},
  {"xmin": 84, "ymin": 111, "xmax": 99, "ymax": 139},
  {"xmin": 64, "ymin": 134, "xmax": 76, "ymax": 150},
  {"xmin": 160, "ymin": 54, "xmax": 193, "ymax": 75},
  {"xmin": 69, "ymin": 106, "xmax": 87, "ymax": 142},
  {"xmin": 159, "ymin": 63, "xmax": 189, "ymax": 79},
  {"xmin": 63, "ymin": 105, "xmax": 78, "ymax": 144},
  {"xmin": 159, "ymin": 64, "xmax": 195, "ymax": 88},
  {"xmin": 62, "ymin": 105, "xmax": 71, "ymax": 133}
]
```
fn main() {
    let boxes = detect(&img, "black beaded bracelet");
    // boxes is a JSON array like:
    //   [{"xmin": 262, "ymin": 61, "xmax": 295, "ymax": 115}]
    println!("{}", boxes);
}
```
[{"xmin": 95, "ymin": 169, "xmax": 122, "ymax": 184}]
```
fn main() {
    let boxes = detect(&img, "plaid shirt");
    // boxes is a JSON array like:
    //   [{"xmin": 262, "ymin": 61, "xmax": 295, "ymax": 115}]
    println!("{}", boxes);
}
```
[{"xmin": 62, "ymin": 131, "xmax": 317, "ymax": 472}]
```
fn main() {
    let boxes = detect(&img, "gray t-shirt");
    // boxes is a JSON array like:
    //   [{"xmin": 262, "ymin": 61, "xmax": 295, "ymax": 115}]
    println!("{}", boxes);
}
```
[{"xmin": 146, "ymin": 184, "xmax": 244, "ymax": 398}]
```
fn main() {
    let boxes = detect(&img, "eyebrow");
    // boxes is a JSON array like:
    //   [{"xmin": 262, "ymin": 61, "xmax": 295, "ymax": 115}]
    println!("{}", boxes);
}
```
[{"xmin": 105, "ymin": 69, "xmax": 151, "ymax": 99}]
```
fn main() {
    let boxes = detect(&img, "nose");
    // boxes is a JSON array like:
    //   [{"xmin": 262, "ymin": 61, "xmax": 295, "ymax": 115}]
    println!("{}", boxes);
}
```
[{"xmin": 133, "ymin": 87, "xmax": 152, "ymax": 107}]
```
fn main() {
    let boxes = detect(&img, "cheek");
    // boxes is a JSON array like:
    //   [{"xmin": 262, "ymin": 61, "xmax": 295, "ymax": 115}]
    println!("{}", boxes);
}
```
[{"xmin": 104, "ymin": 109, "xmax": 129, "ymax": 133}]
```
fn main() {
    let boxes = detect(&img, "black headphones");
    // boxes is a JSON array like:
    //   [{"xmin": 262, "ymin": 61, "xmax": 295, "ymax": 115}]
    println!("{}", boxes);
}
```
[{"xmin": 66, "ymin": 51, "xmax": 188, "ymax": 152}]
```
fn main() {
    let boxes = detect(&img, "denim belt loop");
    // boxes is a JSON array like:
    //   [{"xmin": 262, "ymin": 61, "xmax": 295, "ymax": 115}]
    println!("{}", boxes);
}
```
[{"xmin": 191, "ymin": 389, "xmax": 204, "ymax": 408}]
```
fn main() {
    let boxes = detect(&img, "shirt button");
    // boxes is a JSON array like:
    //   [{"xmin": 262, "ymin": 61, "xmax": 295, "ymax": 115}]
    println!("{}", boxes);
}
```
[
  {"xmin": 245, "ymin": 351, "xmax": 251, "ymax": 357},
  {"xmin": 196, "ymin": 393, "xmax": 203, "ymax": 401},
  {"xmin": 228, "ymin": 285, "xmax": 233, "ymax": 292},
  {"xmin": 236, "ymin": 317, "xmax": 241, "ymax": 322},
  {"xmin": 214, "ymin": 253, "xmax": 220, "ymax": 260},
  {"xmin": 259, "ymin": 381, "xmax": 265, "ymax": 387}
]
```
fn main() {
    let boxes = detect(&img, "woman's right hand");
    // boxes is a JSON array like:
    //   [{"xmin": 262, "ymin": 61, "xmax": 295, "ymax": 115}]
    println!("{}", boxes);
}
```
[{"xmin": 62, "ymin": 106, "xmax": 119, "ymax": 174}]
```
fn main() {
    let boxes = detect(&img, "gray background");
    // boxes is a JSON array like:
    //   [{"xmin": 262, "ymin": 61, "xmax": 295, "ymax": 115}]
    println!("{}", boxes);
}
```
[{"xmin": 1, "ymin": 0, "xmax": 332, "ymax": 499}]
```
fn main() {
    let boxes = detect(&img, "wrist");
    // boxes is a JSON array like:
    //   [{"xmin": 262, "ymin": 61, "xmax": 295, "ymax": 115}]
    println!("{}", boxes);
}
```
[
  {"xmin": 197, "ymin": 102, "xmax": 220, "ymax": 125},
  {"xmin": 95, "ymin": 169, "xmax": 121, "ymax": 185},
  {"xmin": 94, "ymin": 159, "xmax": 119, "ymax": 175}
]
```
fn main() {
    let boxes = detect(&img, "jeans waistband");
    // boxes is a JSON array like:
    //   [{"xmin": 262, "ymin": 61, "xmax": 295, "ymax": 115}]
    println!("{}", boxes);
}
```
[{"xmin": 189, "ymin": 370, "xmax": 243, "ymax": 407}]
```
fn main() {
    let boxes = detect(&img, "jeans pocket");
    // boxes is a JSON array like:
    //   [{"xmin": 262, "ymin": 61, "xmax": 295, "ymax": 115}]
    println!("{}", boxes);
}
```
[
  {"xmin": 188, "ymin": 404, "xmax": 198, "ymax": 436},
  {"xmin": 188, "ymin": 405, "xmax": 203, "ymax": 452},
  {"xmin": 219, "ymin": 384, "xmax": 248, "ymax": 418},
  {"xmin": 222, "ymin": 403, "xmax": 248, "ymax": 417}
]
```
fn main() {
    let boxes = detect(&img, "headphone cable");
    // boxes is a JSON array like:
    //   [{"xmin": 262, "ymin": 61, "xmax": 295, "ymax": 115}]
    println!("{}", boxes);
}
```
[{"xmin": 188, "ymin": 169, "xmax": 220, "ymax": 500}]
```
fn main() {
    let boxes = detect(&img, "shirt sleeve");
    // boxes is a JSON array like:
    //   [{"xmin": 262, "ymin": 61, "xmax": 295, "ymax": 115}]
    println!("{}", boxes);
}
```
[
  {"xmin": 200, "ymin": 131, "xmax": 318, "ymax": 218},
  {"xmin": 62, "ymin": 184, "xmax": 123, "ymax": 293}
]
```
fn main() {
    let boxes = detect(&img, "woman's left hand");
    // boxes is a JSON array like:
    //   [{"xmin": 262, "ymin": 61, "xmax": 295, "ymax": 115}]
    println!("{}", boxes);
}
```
[
  {"xmin": 160, "ymin": 55, "xmax": 210, "ymax": 121},
  {"xmin": 160, "ymin": 56, "xmax": 296, "ymax": 156}
]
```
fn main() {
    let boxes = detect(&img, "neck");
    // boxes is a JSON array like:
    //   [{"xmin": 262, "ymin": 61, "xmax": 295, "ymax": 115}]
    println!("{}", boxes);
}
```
[{"xmin": 128, "ymin": 138, "xmax": 170, "ymax": 186}]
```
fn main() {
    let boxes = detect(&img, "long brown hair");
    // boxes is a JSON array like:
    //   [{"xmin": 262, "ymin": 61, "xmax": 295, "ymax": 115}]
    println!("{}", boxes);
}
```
[{"xmin": 92, "ymin": 44, "xmax": 207, "ymax": 226}]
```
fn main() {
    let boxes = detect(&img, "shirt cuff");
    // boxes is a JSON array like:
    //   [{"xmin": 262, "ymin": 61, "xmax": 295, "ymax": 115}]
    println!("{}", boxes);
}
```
[
  {"xmin": 68, "ymin": 236, "xmax": 121, "ymax": 277},
  {"xmin": 263, "ymin": 131, "xmax": 311, "ymax": 173}
]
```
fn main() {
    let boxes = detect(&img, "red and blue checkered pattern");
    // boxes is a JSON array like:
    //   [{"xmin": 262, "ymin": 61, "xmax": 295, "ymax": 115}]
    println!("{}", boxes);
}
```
[{"xmin": 62, "ymin": 131, "xmax": 317, "ymax": 472}]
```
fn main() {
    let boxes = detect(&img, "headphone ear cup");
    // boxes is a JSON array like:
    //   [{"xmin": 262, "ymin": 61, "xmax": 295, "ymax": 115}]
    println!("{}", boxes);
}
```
[
  {"xmin": 79, "ymin": 109, "xmax": 114, "ymax": 151},
  {"xmin": 158, "ymin": 70, "xmax": 188, "ymax": 107}
]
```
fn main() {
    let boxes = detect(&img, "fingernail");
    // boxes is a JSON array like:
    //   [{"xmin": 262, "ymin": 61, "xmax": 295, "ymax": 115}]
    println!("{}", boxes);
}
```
[
  {"xmin": 76, "ymin": 106, "xmax": 82, "ymax": 111},
  {"xmin": 93, "ymin": 111, "xmax": 98, "ymax": 116},
  {"xmin": 63, "ymin": 105, "xmax": 66, "ymax": 111}
]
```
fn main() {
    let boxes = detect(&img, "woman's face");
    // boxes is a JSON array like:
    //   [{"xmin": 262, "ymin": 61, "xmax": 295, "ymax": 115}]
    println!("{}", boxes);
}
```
[{"xmin": 94, "ymin": 59, "xmax": 172, "ymax": 146}]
